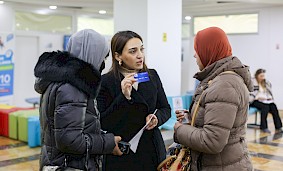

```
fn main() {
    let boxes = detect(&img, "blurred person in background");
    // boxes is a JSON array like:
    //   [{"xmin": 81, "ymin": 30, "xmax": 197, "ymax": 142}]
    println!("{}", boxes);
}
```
[{"xmin": 250, "ymin": 68, "xmax": 283, "ymax": 134}]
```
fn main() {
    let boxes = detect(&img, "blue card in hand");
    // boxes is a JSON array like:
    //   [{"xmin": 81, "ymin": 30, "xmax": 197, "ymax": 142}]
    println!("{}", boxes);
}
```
[{"xmin": 134, "ymin": 72, "xmax": 150, "ymax": 83}]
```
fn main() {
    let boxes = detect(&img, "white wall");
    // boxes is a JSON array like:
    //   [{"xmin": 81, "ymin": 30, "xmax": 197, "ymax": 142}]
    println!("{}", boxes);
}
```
[
  {"xmin": 114, "ymin": 0, "xmax": 182, "ymax": 96},
  {"xmin": 14, "ymin": 32, "xmax": 65, "ymax": 107},
  {"xmin": 0, "ymin": 5, "xmax": 14, "ymax": 32},
  {"xmin": 184, "ymin": 6, "xmax": 283, "ymax": 109},
  {"xmin": 39, "ymin": 34, "xmax": 64, "ymax": 55},
  {"xmin": 147, "ymin": 0, "xmax": 182, "ymax": 96},
  {"xmin": 113, "ymin": 0, "xmax": 148, "ymax": 47},
  {"xmin": 181, "ymin": 39, "xmax": 192, "ymax": 94},
  {"xmin": 183, "ymin": 37, "xmax": 199, "ymax": 95},
  {"xmin": 14, "ymin": 35, "xmax": 39, "ymax": 107},
  {"xmin": 13, "ymin": 32, "xmax": 64, "ymax": 107}
]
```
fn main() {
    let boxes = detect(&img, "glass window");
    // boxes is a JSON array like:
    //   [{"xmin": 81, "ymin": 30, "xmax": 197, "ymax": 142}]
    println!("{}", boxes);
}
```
[
  {"xmin": 77, "ymin": 17, "xmax": 114, "ymax": 36},
  {"xmin": 193, "ymin": 13, "xmax": 258, "ymax": 34},
  {"xmin": 15, "ymin": 11, "xmax": 72, "ymax": 34}
]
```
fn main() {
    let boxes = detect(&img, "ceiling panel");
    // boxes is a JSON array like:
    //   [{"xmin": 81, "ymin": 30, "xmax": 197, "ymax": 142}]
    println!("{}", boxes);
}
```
[{"xmin": 3, "ymin": 0, "xmax": 283, "ymax": 20}]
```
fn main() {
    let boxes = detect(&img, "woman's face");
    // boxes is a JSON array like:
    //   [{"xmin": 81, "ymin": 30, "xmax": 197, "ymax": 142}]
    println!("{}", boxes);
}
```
[
  {"xmin": 116, "ymin": 38, "xmax": 144, "ymax": 70},
  {"xmin": 194, "ymin": 52, "xmax": 204, "ymax": 71},
  {"xmin": 257, "ymin": 73, "xmax": 265, "ymax": 82}
]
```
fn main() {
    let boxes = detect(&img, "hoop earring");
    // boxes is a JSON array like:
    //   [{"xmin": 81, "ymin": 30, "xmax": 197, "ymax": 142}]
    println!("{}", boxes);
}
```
[{"xmin": 119, "ymin": 60, "xmax": 122, "ymax": 66}]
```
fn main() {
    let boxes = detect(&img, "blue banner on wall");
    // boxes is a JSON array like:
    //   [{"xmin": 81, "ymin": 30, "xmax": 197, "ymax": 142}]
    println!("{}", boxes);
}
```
[
  {"xmin": 0, "ymin": 64, "xmax": 14, "ymax": 97},
  {"xmin": 63, "ymin": 35, "xmax": 71, "ymax": 51},
  {"xmin": 0, "ymin": 49, "xmax": 13, "ymax": 65}
]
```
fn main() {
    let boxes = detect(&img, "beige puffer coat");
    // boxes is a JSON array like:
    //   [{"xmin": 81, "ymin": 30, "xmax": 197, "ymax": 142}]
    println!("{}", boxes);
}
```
[{"xmin": 175, "ymin": 56, "xmax": 254, "ymax": 171}]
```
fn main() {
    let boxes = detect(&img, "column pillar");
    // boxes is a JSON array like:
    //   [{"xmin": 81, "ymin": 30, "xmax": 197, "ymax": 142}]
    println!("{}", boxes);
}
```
[
  {"xmin": 114, "ymin": 0, "xmax": 182, "ymax": 96},
  {"xmin": 0, "ymin": 4, "xmax": 14, "ymax": 32}
]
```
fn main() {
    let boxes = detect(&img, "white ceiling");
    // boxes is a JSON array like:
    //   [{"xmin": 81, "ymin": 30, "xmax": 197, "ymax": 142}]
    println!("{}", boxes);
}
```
[{"xmin": 3, "ymin": 0, "xmax": 283, "ymax": 20}]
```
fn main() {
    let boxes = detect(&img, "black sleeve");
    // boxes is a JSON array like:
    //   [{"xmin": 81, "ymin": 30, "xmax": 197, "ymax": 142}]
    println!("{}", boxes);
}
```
[
  {"xmin": 54, "ymin": 84, "xmax": 115, "ymax": 155},
  {"xmin": 151, "ymin": 69, "xmax": 171, "ymax": 127},
  {"xmin": 97, "ymin": 75, "xmax": 130, "ymax": 130}
]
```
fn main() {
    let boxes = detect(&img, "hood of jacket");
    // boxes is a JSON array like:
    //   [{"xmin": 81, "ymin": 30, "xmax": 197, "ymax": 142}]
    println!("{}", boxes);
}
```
[
  {"xmin": 194, "ymin": 56, "xmax": 253, "ymax": 92},
  {"xmin": 34, "ymin": 51, "xmax": 101, "ymax": 98}
]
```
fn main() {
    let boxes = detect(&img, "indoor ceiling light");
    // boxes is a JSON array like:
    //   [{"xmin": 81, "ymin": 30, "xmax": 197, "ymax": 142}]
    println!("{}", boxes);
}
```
[
  {"xmin": 0, "ymin": 1, "xmax": 4, "ymax": 5},
  {"xmin": 49, "ymin": 6, "xmax": 57, "ymax": 10},
  {"xmin": 99, "ymin": 10, "xmax": 107, "ymax": 14},
  {"xmin": 36, "ymin": 9, "xmax": 49, "ymax": 15},
  {"xmin": 185, "ymin": 16, "xmax": 192, "ymax": 21}
]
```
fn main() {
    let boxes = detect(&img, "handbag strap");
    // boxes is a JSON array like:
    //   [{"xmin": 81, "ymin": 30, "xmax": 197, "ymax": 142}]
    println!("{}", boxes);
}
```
[
  {"xmin": 191, "ymin": 70, "xmax": 237, "ymax": 127},
  {"xmin": 190, "ymin": 90, "xmax": 205, "ymax": 127}
]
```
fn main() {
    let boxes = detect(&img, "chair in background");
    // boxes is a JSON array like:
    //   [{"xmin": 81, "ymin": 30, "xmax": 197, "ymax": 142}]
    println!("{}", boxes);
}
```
[
  {"xmin": 160, "ymin": 79, "xmax": 198, "ymax": 130},
  {"xmin": 161, "ymin": 94, "xmax": 193, "ymax": 130},
  {"xmin": 247, "ymin": 107, "xmax": 260, "ymax": 129},
  {"xmin": 25, "ymin": 97, "xmax": 40, "ymax": 108},
  {"xmin": 160, "ymin": 96, "xmax": 186, "ymax": 130}
]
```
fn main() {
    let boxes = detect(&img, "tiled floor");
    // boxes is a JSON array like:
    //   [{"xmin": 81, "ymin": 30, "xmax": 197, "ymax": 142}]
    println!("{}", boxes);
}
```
[{"xmin": 0, "ymin": 111, "xmax": 283, "ymax": 171}]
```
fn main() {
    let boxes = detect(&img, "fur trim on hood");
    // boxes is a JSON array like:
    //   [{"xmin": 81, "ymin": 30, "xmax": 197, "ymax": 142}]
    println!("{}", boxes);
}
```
[{"xmin": 34, "ymin": 51, "xmax": 101, "ymax": 98}]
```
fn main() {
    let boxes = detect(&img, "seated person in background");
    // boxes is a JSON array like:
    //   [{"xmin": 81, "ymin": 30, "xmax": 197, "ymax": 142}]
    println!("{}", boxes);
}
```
[{"xmin": 250, "ymin": 68, "xmax": 283, "ymax": 133}]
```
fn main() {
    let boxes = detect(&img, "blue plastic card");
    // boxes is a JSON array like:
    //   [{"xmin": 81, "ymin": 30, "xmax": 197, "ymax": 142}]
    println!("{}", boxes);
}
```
[{"xmin": 134, "ymin": 72, "xmax": 150, "ymax": 83}]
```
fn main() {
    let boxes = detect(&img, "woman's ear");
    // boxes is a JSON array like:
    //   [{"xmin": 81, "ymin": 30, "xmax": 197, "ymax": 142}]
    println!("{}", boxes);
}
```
[{"xmin": 114, "ymin": 52, "xmax": 121, "ymax": 62}]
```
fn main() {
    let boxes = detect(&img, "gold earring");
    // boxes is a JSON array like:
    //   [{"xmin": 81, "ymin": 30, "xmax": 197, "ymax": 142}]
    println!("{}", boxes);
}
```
[{"xmin": 119, "ymin": 60, "xmax": 122, "ymax": 66}]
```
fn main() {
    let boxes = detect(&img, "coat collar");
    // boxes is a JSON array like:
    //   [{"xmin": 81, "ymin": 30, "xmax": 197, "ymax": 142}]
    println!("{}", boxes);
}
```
[{"xmin": 194, "ymin": 56, "xmax": 253, "ymax": 92}]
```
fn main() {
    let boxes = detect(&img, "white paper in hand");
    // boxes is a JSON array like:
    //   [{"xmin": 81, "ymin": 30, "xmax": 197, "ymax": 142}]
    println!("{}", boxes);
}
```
[
  {"xmin": 129, "ymin": 109, "xmax": 158, "ymax": 153},
  {"xmin": 128, "ymin": 127, "xmax": 144, "ymax": 153}
]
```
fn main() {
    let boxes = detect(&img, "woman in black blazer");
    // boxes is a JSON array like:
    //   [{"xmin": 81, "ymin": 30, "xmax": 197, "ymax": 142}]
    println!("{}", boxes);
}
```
[{"xmin": 97, "ymin": 30, "xmax": 171, "ymax": 171}]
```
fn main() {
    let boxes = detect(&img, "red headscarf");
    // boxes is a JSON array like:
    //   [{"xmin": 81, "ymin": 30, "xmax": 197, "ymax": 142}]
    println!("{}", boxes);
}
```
[{"xmin": 194, "ymin": 27, "xmax": 232, "ymax": 68}]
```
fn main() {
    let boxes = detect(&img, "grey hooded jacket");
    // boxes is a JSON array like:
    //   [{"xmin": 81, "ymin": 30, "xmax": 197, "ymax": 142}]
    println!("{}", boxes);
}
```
[{"xmin": 34, "ymin": 29, "xmax": 114, "ymax": 171}]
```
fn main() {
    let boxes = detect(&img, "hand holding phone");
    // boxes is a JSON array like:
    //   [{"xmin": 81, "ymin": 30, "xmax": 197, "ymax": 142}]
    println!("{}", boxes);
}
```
[
  {"xmin": 175, "ymin": 109, "xmax": 188, "ymax": 123},
  {"xmin": 113, "ymin": 136, "xmax": 123, "ymax": 156},
  {"xmin": 118, "ymin": 141, "xmax": 131, "ymax": 154}
]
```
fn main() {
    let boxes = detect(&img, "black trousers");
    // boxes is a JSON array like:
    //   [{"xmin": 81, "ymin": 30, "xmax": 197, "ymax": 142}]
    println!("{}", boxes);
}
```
[{"xmin": 250, "ymin": 100, "xmax": 282, "ymax": 130}]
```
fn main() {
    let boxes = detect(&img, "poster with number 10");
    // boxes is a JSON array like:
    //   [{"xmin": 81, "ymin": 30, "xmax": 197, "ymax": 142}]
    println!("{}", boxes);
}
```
[
  {"xmin": 0, "ymin": 33, "xmax": 14, "ymax": 97},
  {"xmin": 0, "ymin": 64, "xmax": 14, "ymax": 96}
]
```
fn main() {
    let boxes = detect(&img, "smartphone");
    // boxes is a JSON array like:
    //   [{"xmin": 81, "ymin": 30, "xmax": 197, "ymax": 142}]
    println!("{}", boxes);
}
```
[
  {"xmin": 178, "ymin": 109, "xmax": 188, "ymax": 123},
  {"xmin": 118, "ymin": 141, "xmax": 131, "ymax": 154}
]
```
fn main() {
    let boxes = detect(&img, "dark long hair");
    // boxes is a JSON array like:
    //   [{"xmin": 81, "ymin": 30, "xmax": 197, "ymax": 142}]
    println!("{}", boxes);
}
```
[
  {"xmin": 109, "ymin": 30, "xmax": 149, "ymax": 78},
  {"xmin": 255, "ymin": 68, "xmax": 266, "ymax": 88}
]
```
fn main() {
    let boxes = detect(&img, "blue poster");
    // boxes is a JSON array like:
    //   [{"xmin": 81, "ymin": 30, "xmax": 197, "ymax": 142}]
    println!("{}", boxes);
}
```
[
  {"xmin": 63, "ymin": 35, "xmax": 71, "ymax": 51},
  {"xmin": 0, "ymin": 64, "xmax": 14, "ymax": 97}
]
